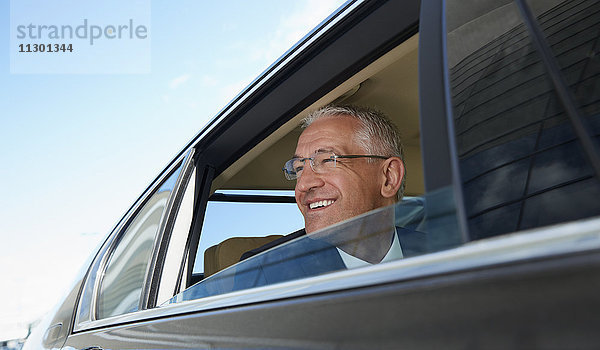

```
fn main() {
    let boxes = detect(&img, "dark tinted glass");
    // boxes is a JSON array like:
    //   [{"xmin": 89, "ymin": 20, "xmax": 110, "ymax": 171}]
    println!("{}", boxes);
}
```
[
  {"xmin": 447, "ymin": 0, "xmax": 600, "ymax": 240},
  {"xmin": 524, "ymin": 0, "xmax": 600, "ymax": 122},
  {"xmin": 95, "ymin": 165, "xmax": 182, "ymax": 319}
]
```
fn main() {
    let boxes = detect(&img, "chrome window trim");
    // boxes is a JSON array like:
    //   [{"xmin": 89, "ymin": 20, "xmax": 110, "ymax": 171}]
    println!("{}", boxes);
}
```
[
  {"xmin": 72, "ymin": 215, "xmax": 600, "ymax": 332},
  {"xmin": 419, "ymin": 0, "xmax": 470, "ymax": 243},
  {"xmin": 157, "ymin": 166, "xmax": 196, "ymax": 305},
  {"xmin": 143, "ymin": 148, "xmax": 197, "ymax": 309}
]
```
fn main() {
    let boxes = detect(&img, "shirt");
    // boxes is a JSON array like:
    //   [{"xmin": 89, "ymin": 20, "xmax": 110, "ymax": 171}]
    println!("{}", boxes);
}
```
[{"xmin": 337, "ymin": 229, "xmax": 404, "ymax": 269}]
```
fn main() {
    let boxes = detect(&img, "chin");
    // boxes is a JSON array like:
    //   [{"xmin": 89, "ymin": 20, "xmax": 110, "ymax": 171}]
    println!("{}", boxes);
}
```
[
  {"xmin": 305, "ymin": 222, "xmax": 327, "ymax": 235},
  {"xmin": 305, "ymin": 218, "xmax": 338, "ymax": 235}
]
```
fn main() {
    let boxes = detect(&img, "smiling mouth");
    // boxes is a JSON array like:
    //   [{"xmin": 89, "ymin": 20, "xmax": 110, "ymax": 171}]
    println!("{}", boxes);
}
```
[{"xmin": 309, "ymin": 200, "xmax": 335, "ymax": 210}]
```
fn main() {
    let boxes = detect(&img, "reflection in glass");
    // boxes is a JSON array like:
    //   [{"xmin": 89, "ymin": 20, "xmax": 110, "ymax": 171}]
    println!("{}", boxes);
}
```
[
  {"xmin": 167, "ymin": 187, "xmax": 460, "ymax": 304},
  {"xmin": 193, "ymin": 191, "xmax": 303, "ymax": 275},
  {"xmin": 96, "ymin": 165, "xmax": 182, "ymax": 319},
  {"xmin": 447, "ymin": 0, "xmax": 600, "ymax": 240},
  {"xmin": 525, "ymin": 0, "xmax": 600, "ymax": 115}
]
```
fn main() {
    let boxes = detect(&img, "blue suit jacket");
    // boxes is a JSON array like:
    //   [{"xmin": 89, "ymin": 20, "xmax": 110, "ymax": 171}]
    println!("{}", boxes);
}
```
[
  {"xmin": 233, "ymin": 226, "xmax": 427, "ymax": 289},
  {"xmin": 173, "ymin": 227, "xmax": 427, "ymax": 302}
]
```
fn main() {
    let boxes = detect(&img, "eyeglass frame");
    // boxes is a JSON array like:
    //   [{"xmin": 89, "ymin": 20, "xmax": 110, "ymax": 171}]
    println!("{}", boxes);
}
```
[{"xmin": 282, "ymin": 151, "xmax": 392, "ymax": 180}]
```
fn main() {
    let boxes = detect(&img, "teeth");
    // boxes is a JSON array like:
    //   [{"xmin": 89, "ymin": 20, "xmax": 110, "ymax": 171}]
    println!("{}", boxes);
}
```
[{"xmin": 309, "ymin": 200, "xmax": 334, "ymax": 209}]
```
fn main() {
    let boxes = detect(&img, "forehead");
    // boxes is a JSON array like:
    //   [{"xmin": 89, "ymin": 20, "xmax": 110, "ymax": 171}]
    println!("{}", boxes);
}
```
[{"xmin": 295, "ymin": 116, "xmax": 363, "ymax": 155}]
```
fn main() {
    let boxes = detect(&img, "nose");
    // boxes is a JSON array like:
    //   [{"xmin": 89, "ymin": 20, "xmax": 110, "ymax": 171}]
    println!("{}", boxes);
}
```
[{"xmin": 295, "ymin": 162, "xmax": 325, "ymax": 193}]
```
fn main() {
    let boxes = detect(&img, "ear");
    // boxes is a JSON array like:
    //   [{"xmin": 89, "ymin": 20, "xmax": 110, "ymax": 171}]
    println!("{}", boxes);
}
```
[{"xmin": 380, "ymin": 157, "xmax": 404, "ymax": 200}]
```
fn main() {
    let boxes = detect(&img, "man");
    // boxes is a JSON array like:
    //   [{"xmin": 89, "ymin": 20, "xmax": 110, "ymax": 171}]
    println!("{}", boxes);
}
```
[
  {"xmin": 288, "ymin": 105, "xmax": 407, "ymax": 262},
  {"xmin": 232, "ymin": 105, "xmax": 426, "ymax": 288},
  {"xmin": 176, "ymin": 105, "xmax": 426, "ymax": 300}
]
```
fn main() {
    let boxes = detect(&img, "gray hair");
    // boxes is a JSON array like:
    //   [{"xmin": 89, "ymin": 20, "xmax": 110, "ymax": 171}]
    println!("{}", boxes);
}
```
[{"xmin": 302, "ymin": 105, "xmax": 406, "ymax": 200}]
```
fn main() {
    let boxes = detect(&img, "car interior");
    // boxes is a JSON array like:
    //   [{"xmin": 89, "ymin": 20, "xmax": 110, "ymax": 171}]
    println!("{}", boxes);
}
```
[
  {"xmin": 195, "ymin": 34, "xmax": 423, "ymax": 283},
  {"xmin": 210, "ymin": 34, "xmax": 423, "ymax": 196}
]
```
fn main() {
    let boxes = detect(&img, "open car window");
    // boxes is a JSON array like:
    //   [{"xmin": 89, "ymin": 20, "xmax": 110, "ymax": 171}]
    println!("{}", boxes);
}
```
[
  {"xmin": 168, "ymin": 187, "xmax": 461, "ymax": 304},
  {"xmin": 167, "ymin": 34, "xmax": 432, "ymax": 303}
]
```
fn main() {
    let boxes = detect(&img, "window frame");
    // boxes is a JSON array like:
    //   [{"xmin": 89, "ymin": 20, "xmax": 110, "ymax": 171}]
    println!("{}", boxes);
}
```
[
  {"xmin": 173, "ymin": 160, "xmax": 215, "ymax": 297},
  {"xmin": 418, "ymin": 0, "xmax": 470, "ymax": 243},
  {"xmin": 144, "ymin": 149, "xmax": 197, "ymax": 309},
  {"xmin": 161, "ymin": 0, "xmax": 425, "ymax": 299},
  {"xmin": 171, "ymin": 0, "xmax": 426, "ymax": 305}
]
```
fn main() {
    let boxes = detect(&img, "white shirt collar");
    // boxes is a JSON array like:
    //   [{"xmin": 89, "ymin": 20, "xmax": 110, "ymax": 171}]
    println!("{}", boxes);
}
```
[{"xmin": 336, "ymin": 229, "xmax": 404, "ymax": 269}]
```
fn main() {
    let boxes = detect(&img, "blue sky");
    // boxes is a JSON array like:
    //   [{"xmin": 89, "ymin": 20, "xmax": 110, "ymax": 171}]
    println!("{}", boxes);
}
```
[{"xmin": 0, "ymin": 0, "xmax": 344, "ymax": 340}]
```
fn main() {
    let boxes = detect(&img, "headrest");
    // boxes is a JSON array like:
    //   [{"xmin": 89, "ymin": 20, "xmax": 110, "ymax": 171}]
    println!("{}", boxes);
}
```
[{"xmin": 204, "ymin": 235, "xmax": 283, "ymax": 277}]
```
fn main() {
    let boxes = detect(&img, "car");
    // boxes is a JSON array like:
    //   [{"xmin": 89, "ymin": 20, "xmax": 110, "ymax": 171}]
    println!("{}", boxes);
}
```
[{"xmin": 24, "ymin": 0, "xmax": 600, "ymax": 348}]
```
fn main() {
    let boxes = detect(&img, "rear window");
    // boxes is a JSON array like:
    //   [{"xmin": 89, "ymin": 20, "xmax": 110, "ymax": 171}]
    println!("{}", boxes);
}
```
[{"xmin": 446, "ymin": 0, "xmax": 600, "ymax": 240}]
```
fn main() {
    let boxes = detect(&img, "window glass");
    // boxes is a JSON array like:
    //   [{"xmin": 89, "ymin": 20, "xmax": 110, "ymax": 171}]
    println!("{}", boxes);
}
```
[
  {"xmin": 523, "ymin": 0, "xmax": 600, "ymax": 149},
  {"xmin": 168, "ymin": 187, "xmax": 460, "ymax": 304},
  {"xmin": 96, "ymin": 165, "xmax": 182, "ymax": 319},
  {"xmin": 446, "ymin": 0, "xmax": 600, "ymax": 240},
  {"xmin": 525, "ymin": 0, "xmax": 600, "ymax": 113},
  {"xmin": 191, "ymin": 190, "xmax": 303, "ymax": 278}
]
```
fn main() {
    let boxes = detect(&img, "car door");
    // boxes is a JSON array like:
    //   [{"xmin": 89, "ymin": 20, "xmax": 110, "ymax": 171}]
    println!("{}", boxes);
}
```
[{"xmin": 56, "ymin": 0, "xmax": 600, "ymax": 349}]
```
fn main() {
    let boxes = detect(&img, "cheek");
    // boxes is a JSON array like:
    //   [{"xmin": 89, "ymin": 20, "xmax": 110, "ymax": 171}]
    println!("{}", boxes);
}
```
[
  {"xmin": 328, "ymin": 176, "xmax": 362, "ymax": 207},
  {"xmin": 340, "ymin": 171, "xmax": 381, "ymax": 205},
  {"xmin": 294, "ymin": 190, "xmax": 304, "ymax": 209},
  {"xmin": 324, "ymin": 176, "xmax": 346, "ymax": 195},
  {"xmin": 334, "ymin": 169, "xmax": 371, "ymax": 190}
]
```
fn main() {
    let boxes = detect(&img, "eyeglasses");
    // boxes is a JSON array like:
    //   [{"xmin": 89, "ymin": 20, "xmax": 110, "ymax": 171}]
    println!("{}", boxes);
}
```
[{"xmin": 283, "ymin": 151, "xmax": 390, "ymax": 180}]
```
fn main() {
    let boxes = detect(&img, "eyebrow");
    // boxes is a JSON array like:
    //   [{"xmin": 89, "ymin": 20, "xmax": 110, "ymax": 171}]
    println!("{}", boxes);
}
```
[{"xmin": 293, "ymin": 148, "xmax": 336, "ymax": 158}]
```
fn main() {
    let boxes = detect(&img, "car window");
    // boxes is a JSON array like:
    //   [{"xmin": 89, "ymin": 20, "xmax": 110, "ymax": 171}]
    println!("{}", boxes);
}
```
[
  {"xmin": 193, "ymin": 190, "xmax": 303, "ymax": 271},
  {"xmin": 446, "ymin": 0, "xmax": 600, "ymax": 240},
  {"xmin": 90, "ymin": 164, "xmax": 182, "ymax": 320},
  {"xmin": 165, "ymin": 34, "xmax": 465, "ymax": 304},
  {"xmin": 187, "ymin": 190, "xmax": 303, "ymax": 283},
  {"xmin": 168, "ymin": 187, "xmax": 460, "ymax": 304}
]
